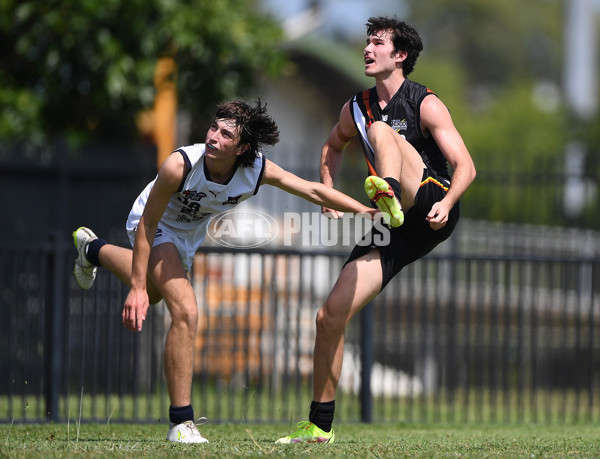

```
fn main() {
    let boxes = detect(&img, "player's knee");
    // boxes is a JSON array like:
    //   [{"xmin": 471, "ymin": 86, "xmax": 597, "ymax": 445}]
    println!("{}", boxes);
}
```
[
  {"xmin": 170, "ymin": 304, "xmax": 198, "ymax": 332},
  {"xmin": 366, "ymin": 121, "xmax": 392, "ymax": 142},
  {"xmin": 316, "ymin": 304, "xmax": 345, "ymax": 336}
]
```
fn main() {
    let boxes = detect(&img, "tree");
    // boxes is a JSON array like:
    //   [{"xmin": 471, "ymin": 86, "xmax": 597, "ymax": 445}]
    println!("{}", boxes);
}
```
[{"xmin": 0, "ymin": 0, "xmax": 287, "ymax": 146}]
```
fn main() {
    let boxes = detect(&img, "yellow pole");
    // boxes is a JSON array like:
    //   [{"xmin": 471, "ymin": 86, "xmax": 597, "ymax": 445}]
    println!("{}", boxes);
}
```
[{"xmin": 153, "ymin": 56, "xmax": 177, "ymax": 170}]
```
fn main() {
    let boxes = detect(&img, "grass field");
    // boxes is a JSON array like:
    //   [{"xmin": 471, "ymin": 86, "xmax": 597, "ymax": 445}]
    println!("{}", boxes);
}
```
[{"xmin": 1, "ymin": 421, "xmax": 599, "ymax": 457}]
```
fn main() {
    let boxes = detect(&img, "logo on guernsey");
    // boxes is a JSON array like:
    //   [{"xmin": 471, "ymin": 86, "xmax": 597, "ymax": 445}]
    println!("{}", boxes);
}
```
[
  {"xmin": 182, "ymin": 190, "xmax": 206, "ymax": 201},
  {"xmin": 392, "ymin": 119, "xmax": 407, "ymax": 132},
  {"xmin": 222, "ymin": 195, "xmax": 242, "ymax": 205}
]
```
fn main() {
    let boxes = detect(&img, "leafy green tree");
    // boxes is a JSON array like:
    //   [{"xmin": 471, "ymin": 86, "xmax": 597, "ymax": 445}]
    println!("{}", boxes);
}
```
[{"xmin": 0, "ymin": 0, "xmax": 287, "ymax": 146}]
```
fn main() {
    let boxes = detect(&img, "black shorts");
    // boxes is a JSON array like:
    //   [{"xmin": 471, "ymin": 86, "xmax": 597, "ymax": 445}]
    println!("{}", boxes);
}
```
[{"xmin": 344, "ymin": 167, "xmax": 460, "ymax": 290}]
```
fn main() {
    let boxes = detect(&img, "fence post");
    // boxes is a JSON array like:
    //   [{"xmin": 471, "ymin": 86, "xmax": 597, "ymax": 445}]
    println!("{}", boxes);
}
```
[
  {"xmin": 44, "ymin": 232, "xmax": 66, "ymax": 421},
  {"xmin": 360, "ymin": 301, "xmax": 374, "ymax": 423}
]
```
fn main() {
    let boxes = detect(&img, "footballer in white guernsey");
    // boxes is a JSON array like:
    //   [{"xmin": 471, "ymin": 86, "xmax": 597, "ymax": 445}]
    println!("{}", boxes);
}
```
[
  {"xmin": 72, "ymin": 99, "xmax": 377, "ymax": 444},
  {"xmin": 126, "ymin": 144, "xmax": 266, "ymax": 270}
]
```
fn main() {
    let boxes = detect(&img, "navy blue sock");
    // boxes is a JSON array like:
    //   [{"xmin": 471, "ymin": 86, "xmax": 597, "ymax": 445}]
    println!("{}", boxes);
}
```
[
  {"xmin": 309, "ymin": 400, "xmax": 335, "ymax": 432},
  {"xmin": 169, "ymin": 404, "xmax": 194, "ymax": 425},
  {"xmin": 85, "ymin": 238, "xmax": 107, "ymax": 267},
  {"xmin": 383, "ymin": 176, "xmax": 401, "ymax": 200}
]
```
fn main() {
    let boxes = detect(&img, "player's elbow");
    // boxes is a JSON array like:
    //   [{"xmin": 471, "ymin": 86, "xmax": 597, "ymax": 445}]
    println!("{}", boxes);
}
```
[
  {"xmin": 469, "ymin": 161, "xmax": 477, "ymax": 183},
  {"xmin": 456, "ymin": 157, "xmax": 477, "ymax": 185}
]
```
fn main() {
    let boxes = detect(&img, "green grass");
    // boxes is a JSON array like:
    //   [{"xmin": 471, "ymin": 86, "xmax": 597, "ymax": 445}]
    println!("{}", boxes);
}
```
[
  {"xmin": 1, "ymin": 422, "xmax": 600, "ymax": 458},
  {"xmin": 4, "ymin": 386, "xmax": 599, "ymax": 425}
]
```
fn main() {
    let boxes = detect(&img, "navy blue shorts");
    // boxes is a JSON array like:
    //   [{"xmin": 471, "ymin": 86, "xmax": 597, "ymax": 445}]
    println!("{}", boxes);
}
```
[{"xmin": 344, "ymin": 167, "xmax": 460, "ymax": 290}]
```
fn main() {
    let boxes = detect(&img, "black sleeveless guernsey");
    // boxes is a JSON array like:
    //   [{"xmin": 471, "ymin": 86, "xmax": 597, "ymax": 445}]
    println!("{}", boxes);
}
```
[{"xmin": 349, "ymin": 79, "xmax": 450, "ymax": 180}]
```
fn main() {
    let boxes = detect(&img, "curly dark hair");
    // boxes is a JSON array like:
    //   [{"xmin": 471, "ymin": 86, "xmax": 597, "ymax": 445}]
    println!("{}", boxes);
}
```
[
  {"xmin": 366, "ymin": 16, "xmax": 423, "ymax": 76},
  {"xmin": 213, "ymin": 99, "xmax": 280, "ymax": 168}
]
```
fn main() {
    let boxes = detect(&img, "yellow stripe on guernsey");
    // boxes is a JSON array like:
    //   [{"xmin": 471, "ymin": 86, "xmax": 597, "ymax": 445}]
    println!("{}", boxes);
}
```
[{"xmin": 420, "ymin": 176, "xmax": 449, "ymax": 191}]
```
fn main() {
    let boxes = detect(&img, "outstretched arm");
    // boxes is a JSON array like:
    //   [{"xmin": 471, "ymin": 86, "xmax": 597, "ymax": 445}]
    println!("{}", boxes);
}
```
[{"xmin": 261, "ymin": 159, "xmax": 375, "ymax": 216}]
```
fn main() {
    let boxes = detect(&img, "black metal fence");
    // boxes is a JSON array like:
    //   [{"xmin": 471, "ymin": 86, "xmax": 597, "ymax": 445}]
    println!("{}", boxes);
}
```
[{"xmin": 1, "ymin": 238, "xmax": 599, "ymax": 425}]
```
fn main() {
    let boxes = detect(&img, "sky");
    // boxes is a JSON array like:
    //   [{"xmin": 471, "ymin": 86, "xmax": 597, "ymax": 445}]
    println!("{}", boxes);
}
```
[{"xmin": 259, "ymin": 0, "xmax": 407, "ymax": 41}]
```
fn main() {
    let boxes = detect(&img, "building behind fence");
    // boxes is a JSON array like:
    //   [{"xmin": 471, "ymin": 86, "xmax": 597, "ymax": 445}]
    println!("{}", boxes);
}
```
[{"xmin": 1, "ymin": 143, "xmax": 600, "ymax": 425}]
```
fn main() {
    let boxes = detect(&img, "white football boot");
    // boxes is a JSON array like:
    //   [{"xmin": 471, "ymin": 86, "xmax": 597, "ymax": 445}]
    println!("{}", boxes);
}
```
[
  {"xmin": 166, "ymin": 420, "xmax": 209, "ymax": 444},
  {"xmin": 72, "ymin": 227, "xmax": 98, "ymax": 289}
]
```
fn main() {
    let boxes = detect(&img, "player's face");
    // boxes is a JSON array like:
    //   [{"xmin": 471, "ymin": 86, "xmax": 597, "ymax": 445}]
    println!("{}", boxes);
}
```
[
  {"xmin": 205, "ymin": 118, "xmax": 246, "ymax": 161},
  {"xmin": 364, "ymin": 30, "xmax": 403, "ymax": 77}
]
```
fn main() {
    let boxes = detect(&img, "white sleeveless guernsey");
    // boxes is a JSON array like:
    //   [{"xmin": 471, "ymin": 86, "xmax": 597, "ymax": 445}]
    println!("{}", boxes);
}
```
[{"xmin": 126, "ymin": 143, "xmax": 265, "ymax": 253}]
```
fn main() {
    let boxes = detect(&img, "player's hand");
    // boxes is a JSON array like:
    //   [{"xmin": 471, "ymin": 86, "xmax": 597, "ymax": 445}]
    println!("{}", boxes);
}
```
[
  {"xmin": 322, "ymin": 207, "xmax": 344, "ymax": 219},
  {"xmin": 356, "ymin": 208, "xmax": 380, "ymax": 220},
  {"xmin": 123, "ymin": 287, "xmax": 149, "ymax": 332},
  {"xmin": 426, "ymin": 201, "xmax": 450, "ymax": 230}
]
